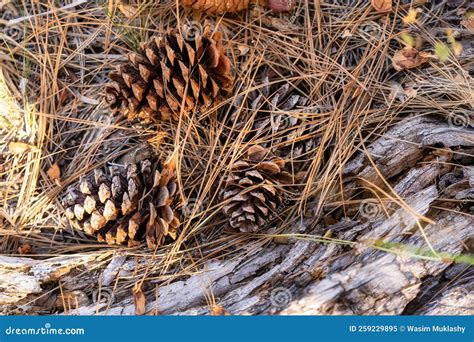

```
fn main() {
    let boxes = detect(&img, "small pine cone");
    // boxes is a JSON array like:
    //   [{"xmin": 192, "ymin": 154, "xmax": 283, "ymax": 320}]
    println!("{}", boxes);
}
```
[
  {"xmin": 63, "ymin": 159, "xmax": 180, "ymax": 249},
  {"xmin": 231, "ymin": 73, "xmax": 318, "ymax": 159},
  {"xmin": 220, "ymin": 145, "xmax": 292, "ymax": 232},
  {"xmin": 182, "ymin": 0, "xmax": 251, "ymax": 14},
  {"xmin": 105, "ymin": 26, "xmax": 234, "ymax": 122}
]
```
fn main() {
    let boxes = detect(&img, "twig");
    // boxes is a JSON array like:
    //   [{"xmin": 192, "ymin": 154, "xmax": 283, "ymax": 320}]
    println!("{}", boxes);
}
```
[{"xmin": 6, "ymin": 0, "xmax": 88, "ymax": 26}]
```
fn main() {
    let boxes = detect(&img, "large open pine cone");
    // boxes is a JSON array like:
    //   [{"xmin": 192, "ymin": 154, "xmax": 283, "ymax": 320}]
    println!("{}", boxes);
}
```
[
  {"xmin": 63, "ymin": 159, "xmax": 180, "ymax": 249},
  {"xmin": 105, "ymin": 26, "xmax": 234, "ymax": 122},
  {"xmin": 220, "ymin": 145, "xmax": 292, "ymax": 232},
  {"xmin": 230, "ymin": 72, "xmax": 318, "ymax": 159}
]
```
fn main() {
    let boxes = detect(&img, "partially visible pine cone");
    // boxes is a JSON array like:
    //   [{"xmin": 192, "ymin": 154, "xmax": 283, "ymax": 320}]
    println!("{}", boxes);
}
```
[
  {"xmin": 63, "ymin": 159, "xmax": 180, "ymax": 249},
  {"xmin": 230, "ymin": 72, "xmax": 318, "ymax": 159},
  {"xmin": 220, "ymin": 145, "xmax": 292, "ymax": 232},
  {"xmin": 105, "ymin": 26, "xmax": 234, "ymax": 122},
  {"xmin": 266, "ymin": 0, "xmax": 295, "ymax": 12},
  {"xmin": 182, "ymin": 0, "xmax": 251, "ymax": 14}
]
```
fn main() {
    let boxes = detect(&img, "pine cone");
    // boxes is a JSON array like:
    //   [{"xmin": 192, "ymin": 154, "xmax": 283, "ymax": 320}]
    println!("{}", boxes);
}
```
[
  {"xmin": 230, "ymin": 72, "xmax": 318, "ymax": 159},
  {"xmin": 63, "ymin": 159, "xmax": 180, "ymax": 249},
  {"xmin": 220, "ymin": 145, "xmax": 292, "ymax": 232},
  {"xmin": 105, "ymin": 26, "xmax": 234, "ymax": 122},
  {"xmin": 182, "ymin": 0, "xmax": 251, "ymax": 14}
]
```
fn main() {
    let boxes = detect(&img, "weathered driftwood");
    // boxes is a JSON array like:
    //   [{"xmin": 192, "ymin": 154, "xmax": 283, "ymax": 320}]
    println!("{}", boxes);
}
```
[{"xmin": 1, "ymin": 116, "xmax": 473, "ymax": 315}]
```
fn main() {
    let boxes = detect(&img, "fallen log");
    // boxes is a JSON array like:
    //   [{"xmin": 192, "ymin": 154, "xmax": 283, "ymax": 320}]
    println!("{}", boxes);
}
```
[{"xmin": 1, "ymin": 116, "xmax": 472, "ymax": 315}]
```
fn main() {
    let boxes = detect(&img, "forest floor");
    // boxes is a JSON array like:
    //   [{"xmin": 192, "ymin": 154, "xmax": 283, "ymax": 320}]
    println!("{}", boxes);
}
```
[{"xmin": 0, "ymin": 0, "xmax": 473, "ymax": 315}]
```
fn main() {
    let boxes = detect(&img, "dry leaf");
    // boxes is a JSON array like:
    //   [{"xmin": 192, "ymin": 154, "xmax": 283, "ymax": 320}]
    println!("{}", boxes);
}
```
[
  {"xmin": 434, "ymin": 42, "xmax": 450, "ymax": 62},
  {"xmin": 341, "ymin": 29, "xmax": 352, "ymax": 38},
  {"xmin": 461, "ymin": 11, "xmax": 474, "ymax": 29},
  {"xmin": 58, "ymin": 88, "xmax": 71, "ymax": 107},
  {"xmin": 451, "ymin": 41, "xmax": 463, "ymax": 57},
  {"xmin": 461, "ymin": 18, "xmax": 474, "ymax": 29},
  {"xmin": 165, "ymin": 150, "xmax": 178, "ymax": 173},
  {"xmin": 267, "ymin": 0, "xmax": 295, "ymax": 12},
  {"xmin": 323, "ymin": 229, "xmax": 333, "ymax": 238},
  {"xmin": 388, "ymin": 81, "xmax": 406, "ymax": 102},
  {"xmin": 18, "ymin": 243, "xmax": 32, "ymax": 255},
  {"xmin": 133, "ymin": 283, "xmax": 146, "ymax": 315},
  {"xmin": 392, "ymin": 48, "xmax": 429, "ymax": 71},
  {"xmin": 445, "ymin": 30, "xmax": 462, "ymax": 57},
  {"xmin": 118, "ymin": 1, "xmax": 138, "ymax": 18},
  {"xmin": 371, "ymin": 0, "xmax": 392, "ymax": 13},
  {"xmin": 8, "ymin": 142, "xmax": 35, "ymax": 154},
  {"xmin": 210, "ymin": 305, "xmax": 229, "ymax": 315},
  {"xmin": 404, "ymin": 87, "xmax": 417, "ymax": 98},
  {"xmin": 238, "ymin": 45, "xmax": 249, "ymax": 56},
  {"xmin": 403, "ymin": 8, "xmax": 419, "ymax": 25},
  {"xmin": 446, "ymin": 29, "xmax": 456, "ymax": 44},
  {"xmin": 47, "ymin": 163, "xmax": 61, "ymax": 181}
]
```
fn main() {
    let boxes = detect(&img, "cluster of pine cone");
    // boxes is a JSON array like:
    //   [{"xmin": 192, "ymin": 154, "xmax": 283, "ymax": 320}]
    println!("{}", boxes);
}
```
[{"xmin": 64, "ymin": 5, "xmax": 311, "ymax": 249}]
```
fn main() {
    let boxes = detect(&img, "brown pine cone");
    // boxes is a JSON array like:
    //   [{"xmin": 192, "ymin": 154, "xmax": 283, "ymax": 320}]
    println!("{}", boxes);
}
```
[
  {"xmin": 220, "ymin": 145, "xmax": 292, "ymax": 232},
  {"xmin": 105, "ymin": 26, "xmax": 234, "ymax": 122},
  {"xmin": 230, "ymin": 72, "xmax": 318, "ymax": 160},
  {"xmin": 63, "ymin": 159, "xmax": 180, "ymax": 249},
  {"xmin": 182, "ymin": 0, "xmax": 251, "ymax": 14}
]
